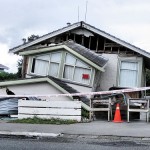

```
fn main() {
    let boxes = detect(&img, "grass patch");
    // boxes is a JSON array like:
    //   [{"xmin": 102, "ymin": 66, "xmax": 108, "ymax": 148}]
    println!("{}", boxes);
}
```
[{"xmin": 9, "ymin": 117, "xmax": 78, "ymax": 125}]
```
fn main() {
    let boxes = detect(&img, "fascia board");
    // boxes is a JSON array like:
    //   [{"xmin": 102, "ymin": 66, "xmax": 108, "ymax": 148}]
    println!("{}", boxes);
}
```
[
  {"xmin": 10, "ymin": 22, "xmax": 81, "ymax": 53},
  {"xmin": 46, "ymin": 78, "xmax": 73, "ymax": 99},
  {"xmin": 19, "ymin": 45, "xmax": 64, "ymax": 55},
  {"xmin": 0, "ymin": 78, "xmax": 47, "ymax": 87},
  {"xmin": 82, "ymin": 23, "xmax": 150, "ymax": 58},
  {"xmin": 19, "ymin": 45, "xmax": 105, "ymax": 72}
]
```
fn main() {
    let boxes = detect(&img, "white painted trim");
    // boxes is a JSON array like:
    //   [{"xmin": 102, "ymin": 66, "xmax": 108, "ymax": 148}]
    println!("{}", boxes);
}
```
[
  {"xmin": 20, "ymin": 45, "xmax": 105, "ymax": 72},
  {"xmin": 117, "ymin": 57, "xmax": 143, "ymax": 87}
]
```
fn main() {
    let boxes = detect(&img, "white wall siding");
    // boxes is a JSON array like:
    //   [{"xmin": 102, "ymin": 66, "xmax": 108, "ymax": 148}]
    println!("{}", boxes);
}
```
[
  {"xmin": 18, "ymin": 100, "xmax": 81, "ymax": 121},
  {"xmin": 68, "ymin": 83, "xmax": 92, "ymax": 98},
  {"xmin": 100, "ymin": 54, "xmax": 118, "ymax": 91},
  {"xmin": 0, "ymin": 83, "xmax": 71, "ymax": 101}
]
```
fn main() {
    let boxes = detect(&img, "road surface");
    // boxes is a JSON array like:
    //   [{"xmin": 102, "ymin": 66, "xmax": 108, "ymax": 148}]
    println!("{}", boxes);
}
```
[{"xmin": 0, "ymin": 136, "xmax": 149, "ymax": 150}]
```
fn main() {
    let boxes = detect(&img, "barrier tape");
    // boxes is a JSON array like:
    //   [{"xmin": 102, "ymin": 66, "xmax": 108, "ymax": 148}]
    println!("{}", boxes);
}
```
[{"xmin": 0, "ymin": 86, "xmax": 150, "ymax": 98}]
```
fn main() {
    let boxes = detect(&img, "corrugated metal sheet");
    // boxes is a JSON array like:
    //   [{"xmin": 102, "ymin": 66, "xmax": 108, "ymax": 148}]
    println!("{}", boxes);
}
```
[
  {"xmin": 0, "ymin": 98, "xmax": 18, "ymax": 115},
  {"xmin": 0, "ymin": 97, "xmax": 39, "ymax": 115}
]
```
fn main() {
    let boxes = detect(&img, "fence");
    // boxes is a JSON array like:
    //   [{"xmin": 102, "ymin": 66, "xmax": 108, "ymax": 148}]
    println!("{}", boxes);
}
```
[
  {"xmin": 0, "ymin": 86, "xmax": 150, "ymax": 121},
  {"xmin": 18, "ymin": 100, "xmax": 81, "ymax": 121}
]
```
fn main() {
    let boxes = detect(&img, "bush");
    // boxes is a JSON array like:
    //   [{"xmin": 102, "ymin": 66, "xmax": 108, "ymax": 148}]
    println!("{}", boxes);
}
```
[
  {"xmin": 10, "ymin": 117, "xmax": 78, "ymax": 124},
  {"xmin": 81, "ymin": 108, "xmax": 89, "ymax": 119},
  {"xmin": 0, "ymin": 72, "xmax": 18, "ymax": 81}
]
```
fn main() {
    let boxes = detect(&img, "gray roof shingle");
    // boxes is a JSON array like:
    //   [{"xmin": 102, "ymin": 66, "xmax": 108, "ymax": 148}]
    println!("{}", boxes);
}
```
[
  {"xmin": 64, "ymin": 40, "xmax": 108, "ymax": 67},
  {"xmin": 48, "ymin": 76, "xmax": 90, "ymax": 106}
]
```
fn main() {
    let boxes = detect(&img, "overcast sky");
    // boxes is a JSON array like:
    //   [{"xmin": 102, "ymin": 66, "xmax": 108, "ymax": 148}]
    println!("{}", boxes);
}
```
[{"xmin": 0, "ymin": 0, "xmax": 150, "ymax": 72}]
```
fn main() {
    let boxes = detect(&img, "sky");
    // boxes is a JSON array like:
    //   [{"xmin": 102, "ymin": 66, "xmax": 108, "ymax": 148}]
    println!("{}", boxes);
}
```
[{"xmin": 0, "ymin": 0, "xmax": 150, "ymax": 73}]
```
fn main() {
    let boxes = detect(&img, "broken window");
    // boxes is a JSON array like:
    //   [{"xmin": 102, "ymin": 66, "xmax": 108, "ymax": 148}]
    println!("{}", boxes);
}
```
[
  {"xmin": 30, "ymin": 51, "xmax": 94, "ymax": 86},
  {"xmin": 63, "ymin": 53, "xmax": 92, "ymax": 85},
  {"xmin": 31, "ymin": 52, "xmax": 61, "ymax": 77}
]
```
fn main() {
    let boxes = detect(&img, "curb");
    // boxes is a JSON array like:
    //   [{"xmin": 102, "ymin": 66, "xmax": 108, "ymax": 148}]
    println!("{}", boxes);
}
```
[
  {"xmin": 0, "ymin": 131, "xmax": 150, "ymax": 141},
  {"xmin": 0, "ymin": 131, "xmax": 61, "ymax": 139},
  {"xmin": 61, "ymin": 133, "xmax": 150, "ymax": 141}
]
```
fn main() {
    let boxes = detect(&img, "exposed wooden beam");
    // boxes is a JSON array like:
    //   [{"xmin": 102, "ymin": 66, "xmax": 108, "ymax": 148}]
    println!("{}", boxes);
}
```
[
  {"xmin": 89, "ymin": 36, "xmax": 91, "ymax": 49},
  {"xmin": 96, "ymin": 37, "xmax": 99, "ymax": 52},
  {"xmin": 81, "ymin": 35, "xmax": 84, "ymax": 45}
]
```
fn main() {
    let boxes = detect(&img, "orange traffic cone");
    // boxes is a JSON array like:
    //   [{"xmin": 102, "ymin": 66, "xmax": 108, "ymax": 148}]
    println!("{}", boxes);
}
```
[{"xmin": 113, "ymin": 103, "xmax": 123, "ymax": 123}]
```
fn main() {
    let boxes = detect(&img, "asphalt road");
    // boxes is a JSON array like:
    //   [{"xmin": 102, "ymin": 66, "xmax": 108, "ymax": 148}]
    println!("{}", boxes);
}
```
[{"xmin": 0, "ymin": 136, "xmax": 150, "ymax": 150}]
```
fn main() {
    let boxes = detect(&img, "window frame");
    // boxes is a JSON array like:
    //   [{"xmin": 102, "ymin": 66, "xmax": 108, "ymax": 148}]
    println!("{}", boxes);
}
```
[
  {"xmin": 30, "ymin": 52, "xmax": 62, "ymax": 77},
  {"xmin": 28, "ymin": 51, "xmax": 95, "ymax": 87},
  {"xmin": 118, "ymin": 57, "xmax": 142, "ymax": 88},
  {"xmin": 62, "ymin": 52, "xmax": 93, "ymax": 85}
]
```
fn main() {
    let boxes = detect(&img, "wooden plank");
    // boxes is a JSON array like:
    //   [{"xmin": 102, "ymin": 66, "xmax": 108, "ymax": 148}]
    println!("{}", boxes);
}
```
[
  {"xmin": 18, "ymin": 100, "xmax": 81, "ymax": 108},
  {"xmin": 18, "ymin": 114, "xmax": 81, "ymax": 121},
  {"xmin": 88, "ymin": 36, "xmax": 91, "ymax": 49},
  {"xmin": 18, "ymin": 107, "xmax": 81, "ymax": 115},
  {"xmin": 129, "ymin": 100, "xmax": 148, "ymax": 103},
  {"xmin": 96, "ymin": 37, "xmax": 99, "ymax": 52},
  {"xmin": 91, "ymin": 108, "xmax": 109, "ymax": 111},
  {"xmin": 128, "ymin": 109, "xmax": 149, "ymax": 112}
]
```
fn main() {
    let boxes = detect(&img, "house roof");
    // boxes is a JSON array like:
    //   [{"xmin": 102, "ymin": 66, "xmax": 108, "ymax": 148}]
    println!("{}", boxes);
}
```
[
  {"xmin": 48, "ymin": 76, "xmax": 89, "ymax": 105},
  {"xmin": 0, "ymin": 76, "xmax": 90, "ymax": 106},
  {"xmin": 19, "ymin": 40, "xmax": 108, "ymax": 71},
  {"xmin": 0, "ymin": 64, "xmax": 9, "ymax": 70},
  {"xmin": 65, "ymin": 40, "xmax": 108, "ymax": 68},
  {"xmin": 9, "ymin": 21, "xmax": 150, "ymax": 59}
]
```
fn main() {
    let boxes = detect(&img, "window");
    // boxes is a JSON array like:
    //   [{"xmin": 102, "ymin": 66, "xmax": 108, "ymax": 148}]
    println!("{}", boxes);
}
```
[
  {"xmin": 63, "ymin": 53, "xmax": 92, "ymax": 85},
  {"xmin": 31, "ymin": 52, "xmax": 61, "ymax": 77},
  {"xmin": 49, "ymin": 53, "xmax": 61, "ymax": 77},
  {"xmin": 119, "ymin": 61, "xmax": 138, "ymax": 87},
  {"xmin": 30, "ymin": 51, "xmax": 94, "ymax": 86}
]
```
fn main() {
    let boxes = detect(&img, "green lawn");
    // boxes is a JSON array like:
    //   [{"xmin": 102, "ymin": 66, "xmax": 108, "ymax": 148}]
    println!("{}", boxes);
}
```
[{"xmin": 10, "ymin": 117, "xmax": 78, "ymax": 125}]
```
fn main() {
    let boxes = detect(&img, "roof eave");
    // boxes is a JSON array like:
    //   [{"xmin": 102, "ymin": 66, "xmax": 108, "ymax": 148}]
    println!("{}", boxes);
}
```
[
  {"xmin": 10, "ymin": 21, "xmax": 150, "ymax": 59},
  {"xmin": 82, "ymin": 22, "xmax": 150, "ymax": 58},
  {"xmin": 0, "ymin": 77, "xmax": 71, "ymax": 96},
  {"xmin": 9, "ymin": 22, "xmax": 82, "ymax": 54}
]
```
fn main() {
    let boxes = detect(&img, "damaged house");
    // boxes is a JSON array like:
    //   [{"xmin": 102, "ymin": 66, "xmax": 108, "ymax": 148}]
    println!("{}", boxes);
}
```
[
  {"xmin": 0, "ymin": 64, "xmax": 9, "ymax": 72},
  {"xmin": 9, "ymin": 21, "xmax": 150, "ymax": 92},
  {"xmin": 0, "ymin": 21, "xmax": 150, "ymax": 118}
]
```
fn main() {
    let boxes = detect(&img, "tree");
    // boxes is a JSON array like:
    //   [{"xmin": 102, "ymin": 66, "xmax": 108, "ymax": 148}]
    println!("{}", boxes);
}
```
[
  {"xmin": 146, "ymin": 69, "xmax": 150, "ymax": 95},
  {"xmin": 146, "ymin": 69, "xmax": 150, "ymax": 86},
  {"xmin": 0, "ymin": 72, "xmax": 18, "ymax": 81},
  {"xmin": 0, "ymin": 58, "xmax": 23, "ymax": 81},
  {"xmin": 22, "ymin": 34, "xmax": 39, "ymax": 44},
  {"xmin": 16, "ymin": 58, "xmax": 23, "ymax": 78},
  {"xmin": 27, "ymin": 34, "xmax": 39, "ymax": 42}
]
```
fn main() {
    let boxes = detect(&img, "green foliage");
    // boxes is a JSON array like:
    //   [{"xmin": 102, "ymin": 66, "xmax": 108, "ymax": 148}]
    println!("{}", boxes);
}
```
[
  {"xmin": 10, "ymin": 117, "xmax": 78, "ymax": 124},
  {"xmin": 16, "ymin": 59, "xmax": 23, "ymax": 78},
  {"xmin": 146, "ymin": 69, "xmax": 150, "ymax": 86},
  {"xmin": 81, "ymin": 107, "xmax": 89, "ymax": 119},
  {"xmin": 146, "ymin": 69, "xmax": 150, "ymax": 95},
  {"xmin": 28, "ymin": 34, "xmax": 39, "ymax": 42},
  {"xmin": 0, "ymin": 58, "xmax": 23, "ymax": 81},
  {"xmin": 0, "ymin": 72, "xmax": 18, "ymax": 81}
]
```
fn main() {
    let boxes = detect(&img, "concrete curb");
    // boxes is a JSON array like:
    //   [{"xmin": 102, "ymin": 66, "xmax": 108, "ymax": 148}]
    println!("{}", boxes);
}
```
[
  {"xmin": 0, "ymin": 131, "xmax": 150, "ymax": 141},
  {"xmin": 61, "ymin": 133, "xmax": 150, "ymax": 141},
  {"xmin": 0, "ymin": 131, "xmax": 61, "ymax": 138}
]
